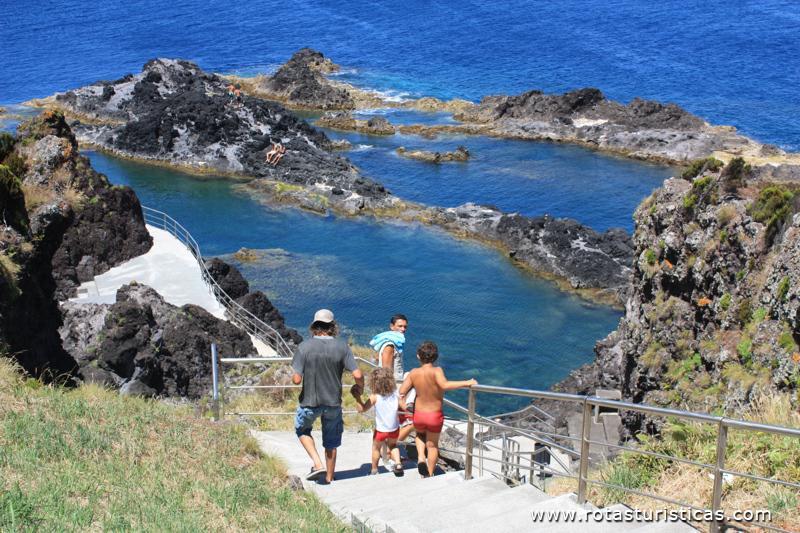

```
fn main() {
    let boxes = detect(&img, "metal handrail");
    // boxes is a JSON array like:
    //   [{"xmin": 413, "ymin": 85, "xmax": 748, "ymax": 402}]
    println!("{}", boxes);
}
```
[
  {"xmin": 208, "ymin": 345, "xmax": 800, "ymax": 532},
  {"xmin": 461, "ymin": 384, "xmax": 800, "ymax": 533},
  {"xmin": 140, "ymin": 205, "xmax": 295, "ymax": 358}
]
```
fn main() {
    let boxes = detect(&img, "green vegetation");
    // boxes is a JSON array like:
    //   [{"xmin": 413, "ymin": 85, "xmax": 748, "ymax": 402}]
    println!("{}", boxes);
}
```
[
  {"xmin": 737, "ymin": 336, "xmax": 753, "ymax": 366},
  {"xmin": 720, "ymin": 157, "xmax": 751, "ymax": 192},
  {"xmin": 0, "ymin": 359, "xmax": 345, "ymax": 531},
  {"xmin": 735, "ymin": 298, "xmax": 753, "ymax": 325},
  {"xmin": 644, "ymin": 248, "xmax": 657, "ymax": 266},
  {"xmin": 683, "ymin": 175, "xmax": 717, "ymax": 211},
  {"xmin": 0, "ymin": 165, "xmax": 28, "ymax": 233},
  {"xmin": 777, "ymin": 276, "xmax": 791, "ymax": 301},
  {"xmin": 719, "ymin": 293, "xmax": 731, "ymax": 311},
  {"xmin": 749, "ymin": 184, "xmax": 795, "ymax": 243},
  {"xmin": 0, "ymin": 132, "xmax": 15, "ymax": 162},
  {"xmin": 778, "ymin": 329, "xmax": 798, "ymax": 352},
  {"xmin": 680, "ymin": 157, "xmax": 723, "ymax": 179}
]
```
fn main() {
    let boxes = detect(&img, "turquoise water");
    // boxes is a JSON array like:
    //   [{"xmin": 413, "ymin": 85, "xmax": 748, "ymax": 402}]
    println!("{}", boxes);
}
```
[
  {"xmin": 316, "ymin": 110, "xmax": 675, "ymax": 232},
  {"xmin": 88, "ymin": 152, "xmax": 622, "ymax": 411}
]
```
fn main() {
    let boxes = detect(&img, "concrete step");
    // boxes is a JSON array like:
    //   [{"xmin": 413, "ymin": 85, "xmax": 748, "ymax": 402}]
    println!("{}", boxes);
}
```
[
  {"xmin": 444, "ymin": 493, "xmax": 593, "ymax": 532},
  {"xmin": 357, "ymin": 477, "xmax": 511, "ymax": 529},
  {"xmin": 416, "ymin": 483, "xmax": 550, "ymax": 532},
  {"xmin": 318, "ymin": 470, "xmax": 462, "ymax": 508}
]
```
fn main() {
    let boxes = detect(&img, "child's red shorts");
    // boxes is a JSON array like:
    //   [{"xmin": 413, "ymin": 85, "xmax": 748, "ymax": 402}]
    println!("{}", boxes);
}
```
[
  {"xmin": 373, "ymin": 428, "xmax": 400, "ymax": 441},
  {"xmin": 413, "ymin": 410, "xmax": 444, "ymax": 433}
]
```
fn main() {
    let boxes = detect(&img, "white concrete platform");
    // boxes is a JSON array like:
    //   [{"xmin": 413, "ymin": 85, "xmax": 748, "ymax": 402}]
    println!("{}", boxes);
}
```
[{"xmin": 69, "ymin": 225, "xmax": 275, "ymax": 356}]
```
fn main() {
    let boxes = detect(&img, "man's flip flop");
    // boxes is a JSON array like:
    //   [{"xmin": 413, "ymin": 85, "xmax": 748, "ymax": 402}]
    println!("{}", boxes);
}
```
[
  {"xmin": 306, "ymin": 466, "xmax": 326, "ymax": 481},
  {"xmin": 393, "ymin": 463, "xmax": 404, "ymax": 477}
]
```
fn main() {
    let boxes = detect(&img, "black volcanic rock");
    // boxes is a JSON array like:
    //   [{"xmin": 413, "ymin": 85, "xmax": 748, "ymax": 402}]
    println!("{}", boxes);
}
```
[
  {"xmin": 260, "ymin": 48, "xmax": 354, "ymax": 110},
  {"xmin": 1, "ymin": 112, "xmax": 151, "ymax": 379},
  {"xmin": 453, "ymin": 86, "xmax": 765, "ymax": 162},
  {"xmin": 46, "ymin": 58, "xmax": 392, "ymax": 212},
  {"xmin": 60, "ymin": 283, "xmax": 255, "ymax": 398},
  {"xmin": 236, "ymin": 290, "xmax": 303, "ymax": 347},
  {"xmin": 431, "ymin": 204, "xmax": 633, "ymax": 304},
  {"xmin": 205, "ymin": 257, "xmax": 249, "ymax": 299}
]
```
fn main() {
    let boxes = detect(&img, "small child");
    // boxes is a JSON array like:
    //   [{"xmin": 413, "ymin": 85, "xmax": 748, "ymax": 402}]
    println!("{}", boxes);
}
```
[
  {"xmin": 352, "ymin": 367, "xmax": 405, "ymax": 476},
  {"xmin": 400, "ymin": 341, "xmax": 477, "ymax": 478}
]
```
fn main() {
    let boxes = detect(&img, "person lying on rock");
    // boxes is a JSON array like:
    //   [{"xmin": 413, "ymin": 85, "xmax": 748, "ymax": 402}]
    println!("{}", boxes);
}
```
[
  {"xmin": 292, "ymin": 309, "xmax": 364, "ymax": 483},
  {"xmin": 265, "ymin": 142, "xmax": 286, "ymax": 166},
  {"xmin": 399, "ymin": 341, "xmax": 477, "ymax": 478}
]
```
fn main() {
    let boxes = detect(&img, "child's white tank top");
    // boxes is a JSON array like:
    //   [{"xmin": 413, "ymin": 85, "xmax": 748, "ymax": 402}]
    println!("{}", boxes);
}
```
[{"xmin": 375, "ymin": 391, "xmax": 400, "ymax": 432}]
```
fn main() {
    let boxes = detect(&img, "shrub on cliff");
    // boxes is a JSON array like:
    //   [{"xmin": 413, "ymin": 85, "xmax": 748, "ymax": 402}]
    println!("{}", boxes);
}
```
[
  {"xmin": 720, "ymin": 156, "xmax": 751, "ymax": 193},
  {"xmin": 0, "ymin": 164, "xmax": 29, "ymax": 233},
  {"xmin": 749, "ymin": 184, "xmax": 795, "ymax": 244},
  {"xmin": 0, "ymin": 132, "xmax": 15, "ymax": 161},
  {"xmin": 680, "ymin": 157, "xmax": 723, "ymax": 179}
]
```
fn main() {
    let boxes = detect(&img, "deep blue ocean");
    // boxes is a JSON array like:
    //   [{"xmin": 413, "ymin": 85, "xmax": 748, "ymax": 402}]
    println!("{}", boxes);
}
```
[{"xmin": 3, "ymin": 1, "xmax": 798, "ymax": 411}]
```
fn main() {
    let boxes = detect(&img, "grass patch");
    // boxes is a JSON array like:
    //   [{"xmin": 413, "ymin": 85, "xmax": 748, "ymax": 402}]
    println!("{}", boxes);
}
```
[
  {"xmin": 0, "ymin": 358, "xmax": 346, "ymax": 531},
  {"xmin": 577, "ymin": 392, "xmax": 800, "ymax": 529}
]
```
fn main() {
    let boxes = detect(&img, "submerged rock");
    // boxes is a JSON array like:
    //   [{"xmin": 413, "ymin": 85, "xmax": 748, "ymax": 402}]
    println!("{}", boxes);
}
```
[{"xmin": 396, "ymin": 145, "xmax": 470, "ymax": 163}]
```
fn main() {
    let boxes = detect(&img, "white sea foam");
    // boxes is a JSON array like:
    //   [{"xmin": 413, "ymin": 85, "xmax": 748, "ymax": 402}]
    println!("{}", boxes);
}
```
[{"xmin": 352, "ymin": 144, "xmax": 374, "ymax": 152}]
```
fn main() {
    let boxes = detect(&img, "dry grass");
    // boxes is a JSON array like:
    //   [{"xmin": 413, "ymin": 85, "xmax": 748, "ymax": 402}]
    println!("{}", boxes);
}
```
[
  {"xmin": 20, "ymin": 182, "xmax": 57, "ymax": 211},
  {"xmin": 222, "ymin": 350, "xmax": 377, "ymax": 433},
  {"xmin": 546, "ymin": 392, "xmax": 800, "ymax": 530},
  {"xmin": 0, "ymin": 358, "xmax": 346, "ymax": 531}
]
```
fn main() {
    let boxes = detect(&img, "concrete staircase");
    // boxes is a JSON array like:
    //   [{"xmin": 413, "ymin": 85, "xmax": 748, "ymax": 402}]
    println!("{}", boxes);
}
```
[{"xmin": 252, "ymin": 430, "xmax": 697, "ymax": 532}]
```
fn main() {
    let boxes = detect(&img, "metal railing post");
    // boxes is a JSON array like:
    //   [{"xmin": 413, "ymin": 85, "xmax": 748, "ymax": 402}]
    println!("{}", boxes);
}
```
[
  {"xmin": 710, "ymin": 420, "xmax": 728, "ymax": 533},
  {"xmin": 464, "ymin": 388, "xmax": 476, "ymax": 480},
  {"xmin": 577, "ymin": 399, "xmax": 593, "ymax": 503},
  {"xmin": 211, "ymin": 343, "xmax": 221, "ymax": 421}
]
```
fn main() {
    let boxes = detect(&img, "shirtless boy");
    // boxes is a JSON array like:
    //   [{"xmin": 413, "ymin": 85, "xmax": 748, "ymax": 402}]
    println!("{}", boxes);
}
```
[{"xmin": 399, "ymin": 341, "xmax": 477, "ymax": 477}]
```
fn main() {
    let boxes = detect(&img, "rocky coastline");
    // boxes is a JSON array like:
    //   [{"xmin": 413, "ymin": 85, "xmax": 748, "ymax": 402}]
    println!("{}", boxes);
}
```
[
  {"xmin": 1, "ymin": 113, "xmax": 305, "ymax": 398},
  {"xmin": 30, "ymin": 57, "xmax": 632, "ymax": 305},
  {"xmin": 232, "ymin": 48, "xmax": 799, "ymax": 166},
  {"xmin": 28, "ymin": 58, "xmax": 395, "ymax": 215},
  {"xmin": 525, "ymin": 157, "xmax": 800, "ymax": 435},
  {"xmin": 0, "ymin": 112, "xmax": 152, "ymax": 379}
]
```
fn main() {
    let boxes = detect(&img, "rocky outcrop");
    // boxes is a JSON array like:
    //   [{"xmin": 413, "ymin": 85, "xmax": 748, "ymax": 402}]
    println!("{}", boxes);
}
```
[
  {"xmin": 317, "ymin": 112, "xmax": 396, "ymax": 135},
  {"xmin": 236, "ymin": 291, "xmax": 303, "ymax": 347},
  {"xmin": 60, "ymin": 282, "xmax": 255, "ymax": 398},
  {"xmin": 558, "ymin": 159, "xmax": 800, "ymax": 423},
  {"xmin": 250, "ymin": 49, "xmax": 474, "ymax": 113},
  {"xmin": 258, "ymin": 48, "xmax": 355, "ymax": 110},
  {"xmin": 396, "ymin": 145, "xmax": 470, "ymax": 163},
  {"xmin": 32, "ymin": 59, "xmax": 394, "ymax": 214},
  {"xmin": 205, "ymin": 257, "xmax": 249, "ymax": 298},
  {"xmin": 451, "ymin": 88, "xmax": 778, "ymax": 164},
  {"xmin": 0, "ymin": 113, "xmax": 150, "ymax": 378},
  {"xmin": 205, "ymin": 257, "xmax": 302, "ymax": 347},
  {"xmin": 429, "ymin": 203, "xmax": 633, "ymax": 304}
]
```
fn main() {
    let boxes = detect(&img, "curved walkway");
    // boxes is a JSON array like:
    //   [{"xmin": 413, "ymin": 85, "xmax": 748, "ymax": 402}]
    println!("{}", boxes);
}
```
[{"xmin": 69, "ymin": 225, "xmax": 275, "ymax": 356}]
